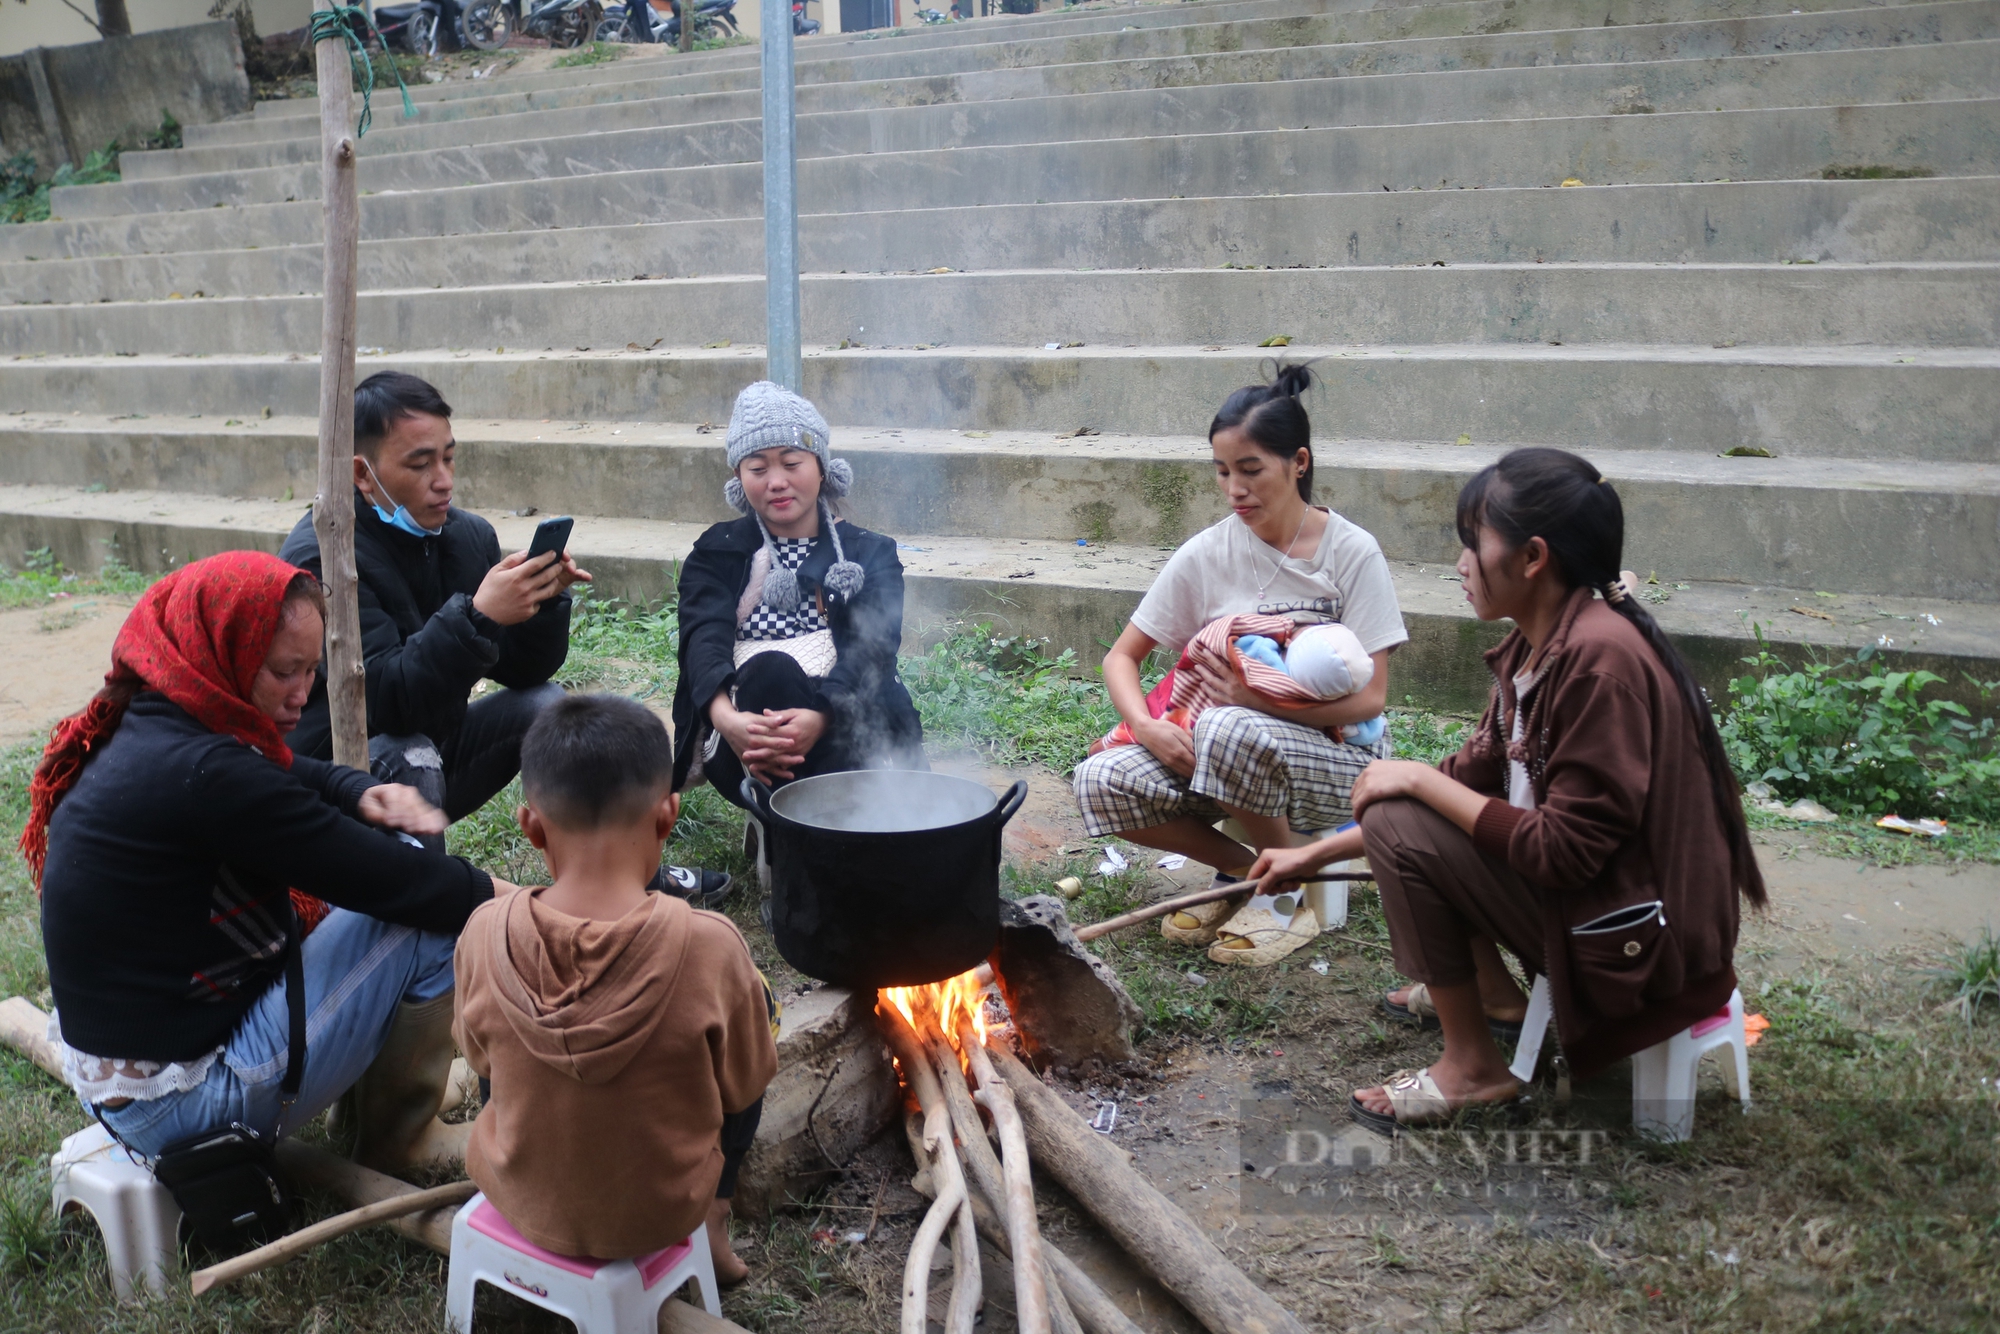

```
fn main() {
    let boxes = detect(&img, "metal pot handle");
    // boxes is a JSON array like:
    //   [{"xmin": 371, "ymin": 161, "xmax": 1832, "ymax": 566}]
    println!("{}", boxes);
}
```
[
  {"xmin": 991, "ymin": 780, "xmax": 1028, "ymax": 828},
  {"xmin": 741, "ymin": 775, "xmax": 776, "ymax": 821}
]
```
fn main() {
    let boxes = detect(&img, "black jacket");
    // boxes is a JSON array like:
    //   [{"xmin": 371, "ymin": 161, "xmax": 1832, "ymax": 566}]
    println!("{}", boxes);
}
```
[
  {"xmin": 671, "ymin": 515, "xmax": 923, "ymax": 791},
  {"xmin": 279, "ymin": 491, "xmax": 570, "ymax": 757},
  {"xmin": 39, "ymin": 694, "xmax": 493, "ymax": 1062}
]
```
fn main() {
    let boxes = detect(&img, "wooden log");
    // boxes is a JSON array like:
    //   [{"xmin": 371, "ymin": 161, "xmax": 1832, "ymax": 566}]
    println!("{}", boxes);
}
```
[
  {"xmin": 273, "ymin": 1140, "xmax": 459, "ymax": 1254},
  {"xmin": 957, "ymin": 1022, "xmax": 1052, "ymax": 1334},
  {"xmin": 191, "ymin": 1181, "xmax": 478, "ymax": 1294},
  {"xmin": 311, "ymin": 0, "xmax": 369, "ymax": 770},
  {"xmin": 877, "ymin": 1004, "xmax": 979, "ymax": 1334},
  {"xmin": 902, "ymin": 1102, "xmax": 1137, "ymax": 1334},
  {"xmin": 272, "ymin": 1141, "xmax": 749, "ymax": 1334},
  {"xmin": 1073, "ymin": 874, "xmax": 1376, "ymax": 944},
  {"xmin": 0, "ymin": 997, "xmax": 63, "ymax": 1082},
  {"xmin": 989, "ymin": 1044, "xmax": 1309, "ymax": 1334},
  {"xmin": 924, "ymin": 1027, "xmax": 1061, "ymax": 1334}
]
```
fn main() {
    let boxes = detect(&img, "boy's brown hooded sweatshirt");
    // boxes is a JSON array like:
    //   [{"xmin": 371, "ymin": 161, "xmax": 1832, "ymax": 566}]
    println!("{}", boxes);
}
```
[{"xmin": 454, "ymin": 887, "xmax": 778, "ymax": 1259}]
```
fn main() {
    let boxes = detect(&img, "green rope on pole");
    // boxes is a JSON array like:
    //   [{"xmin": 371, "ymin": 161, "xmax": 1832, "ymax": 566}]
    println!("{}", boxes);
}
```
[{"xmin": 306, "ymin": 5, "xmax": 418, "ymax": 138}]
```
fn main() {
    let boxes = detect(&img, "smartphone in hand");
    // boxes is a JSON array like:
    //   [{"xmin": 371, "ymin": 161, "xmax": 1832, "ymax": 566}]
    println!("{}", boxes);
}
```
[{"xmin": 525, "ymin": 515, "xmax": 574, "ymax": 564}]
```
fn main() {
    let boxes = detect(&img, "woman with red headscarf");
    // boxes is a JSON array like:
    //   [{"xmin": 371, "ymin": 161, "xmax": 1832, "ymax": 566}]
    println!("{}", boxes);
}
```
[{"xmin": 26, "ymin": 551, "xmax": 504, "ymax": 1171}]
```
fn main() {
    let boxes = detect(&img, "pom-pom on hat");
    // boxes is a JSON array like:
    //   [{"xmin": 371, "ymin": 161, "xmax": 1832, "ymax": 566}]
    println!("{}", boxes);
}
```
[{"xmin": 720, "ymin": 380, "xmax": 864, "ymax": 611}]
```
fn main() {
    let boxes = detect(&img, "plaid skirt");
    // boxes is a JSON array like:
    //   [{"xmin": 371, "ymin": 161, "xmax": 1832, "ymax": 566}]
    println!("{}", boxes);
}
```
[{"xmin": 1072, "ymin": 705, "xmax": 1391, "ymax": 838}]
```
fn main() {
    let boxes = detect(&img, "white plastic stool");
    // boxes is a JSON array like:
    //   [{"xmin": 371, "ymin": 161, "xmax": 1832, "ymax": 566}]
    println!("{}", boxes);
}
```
[
  {"xmin": 49, "ymin": 1123, "xmax": 182, "ymax": 1300},
  {"xmin": 1508, "ymin": 976, "xmax": 1752, "ymax": 1142},
  {"xmin": 1631, "ymin": 988, "xmax": 1753, "ymax": 1142},
  {"xmin": 446, "ymin": 1192, "xmax": 721, "ymax": 1334}
]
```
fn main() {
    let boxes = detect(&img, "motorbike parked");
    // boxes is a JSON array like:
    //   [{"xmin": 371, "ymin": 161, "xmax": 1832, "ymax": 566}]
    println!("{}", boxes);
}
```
[
  {"xmin": 793, "ymin": 0, "xmax": 821, "ymax": 34},
  {"xmin": 462, "ymin": 0, "xmax": 604, "ymax": 48},
  {"xmin": 373, "ymin": 0, "xmax": 460, "ymax": 55},
  {"xmin": 597, "ymin": 0, "xmax": 737, "ymax": 43}
]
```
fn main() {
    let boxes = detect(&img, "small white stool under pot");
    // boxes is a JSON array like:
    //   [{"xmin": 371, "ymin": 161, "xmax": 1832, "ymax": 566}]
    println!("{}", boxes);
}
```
[
  {"xmin": 446, "ymin": 1191, "xmax": 721, "ymax": 1334},
  {"xmin": 1508, "ymin": 976, "xmax": 1753, "ymax": 1142},
  {"xmin": 49, "ymin": 1122, "xmax": 182, "ymax": 1299}
]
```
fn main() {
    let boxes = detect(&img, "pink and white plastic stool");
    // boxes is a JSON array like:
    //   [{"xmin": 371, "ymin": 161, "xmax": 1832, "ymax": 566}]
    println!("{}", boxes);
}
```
[
  {"xmin": 445, "ymin": 1192, "xmax": 721, "ymax": 1334},
  {"xmin": 1508, "ymin": 976, "xmax": 1752, "ymax": 1142}
]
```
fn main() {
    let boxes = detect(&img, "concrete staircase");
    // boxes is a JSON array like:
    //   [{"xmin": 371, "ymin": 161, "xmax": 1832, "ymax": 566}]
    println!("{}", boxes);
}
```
[{"xmin": 2, "ymin": 0, "xmax": 1994, "ymax": 710}]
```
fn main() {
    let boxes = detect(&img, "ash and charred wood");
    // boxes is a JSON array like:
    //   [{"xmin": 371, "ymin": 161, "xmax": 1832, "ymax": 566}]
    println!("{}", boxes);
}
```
[
  {"xmin": 878, "ymin": 1003, "xmax": 981, "ymax": 1334},
  {"xmin": 990, "ymin": 1044, "xmax": 1309, "ymax": 1334},
  {"xmin": 958, "ymin": 1020, "xmax": 1053, "ymax": 1334}
]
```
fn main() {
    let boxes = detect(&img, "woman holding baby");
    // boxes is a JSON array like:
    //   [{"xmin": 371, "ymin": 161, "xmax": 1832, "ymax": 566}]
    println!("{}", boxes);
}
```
[{"xmin": 1072, "ymin": 363, "xmax": 1407, "ymax": 967}]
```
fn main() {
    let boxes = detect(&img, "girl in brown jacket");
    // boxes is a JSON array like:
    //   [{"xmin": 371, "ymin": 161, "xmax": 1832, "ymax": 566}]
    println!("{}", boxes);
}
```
[{"xmin": 1250, "ymin": 448, "xmax": 1767, "ymax": 1132}]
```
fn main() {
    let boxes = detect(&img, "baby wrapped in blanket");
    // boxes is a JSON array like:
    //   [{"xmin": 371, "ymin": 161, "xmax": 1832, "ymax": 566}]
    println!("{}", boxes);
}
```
[{"xmin": 1091, "ymin": 613, "xmax": 1386, "ymax": 755}]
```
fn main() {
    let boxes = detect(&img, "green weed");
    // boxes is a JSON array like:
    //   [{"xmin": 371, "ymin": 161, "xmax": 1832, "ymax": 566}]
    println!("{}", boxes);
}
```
[
  {"xmin": 553, "ymin": 41, "xmax": 628, "ymax": 67},
  {"xmin": 1386, "ymin": 705, "xmax": 1473, "ymax": 766},
  {"xmin": 1722, "ymin": 633, "xmax": 1999, "ymax": 821},
  {"xmin": 0, "ymin": 1173, "xmax": 61, "ymax": 1277},
  {"xmin": 0, "ymin": 146, "xmax": 120, "ymax": 226},
  {"xmin": 0, "ymin": 547, "xmax": 152, "ymax": 609},
  {"xmin": 1930, "ymin": 927, "xmax": 2000, "ymax": 1023}
]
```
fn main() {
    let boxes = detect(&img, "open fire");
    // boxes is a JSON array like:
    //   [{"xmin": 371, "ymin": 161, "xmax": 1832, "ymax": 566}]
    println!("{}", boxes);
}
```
[{"xmin": 876, "ymin": 967, "xmax": 1056, "ymax": 1334}]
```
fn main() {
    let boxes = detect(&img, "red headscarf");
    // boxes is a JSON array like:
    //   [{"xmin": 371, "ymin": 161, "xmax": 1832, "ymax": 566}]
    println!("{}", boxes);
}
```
[{"xmin": 18, "ymin": 550, "xmax": 332, "ymax": 932}]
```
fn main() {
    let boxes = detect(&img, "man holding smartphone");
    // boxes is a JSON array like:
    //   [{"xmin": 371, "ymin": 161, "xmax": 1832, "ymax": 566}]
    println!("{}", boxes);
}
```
[{"xmin": 280, "ymin": 371, "xmax": 732, "ymax": 903}]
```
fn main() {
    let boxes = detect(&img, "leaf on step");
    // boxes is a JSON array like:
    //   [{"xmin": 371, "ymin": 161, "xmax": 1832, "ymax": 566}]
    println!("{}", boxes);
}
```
[
  {"xmin": 1790, "ymin": 606, "xmax": 1837, "ymax": 623},
  {"xmin": 1258, "ymin": 335, "xmax": 1292, "ymax": 347},
  {"xmin": 281, "ymin": 486, "xmax": 294, "ymax": 503},
  {"xmin": 963, "ymin": 431, "xmax": 992, "ymax": 438},
  {"xmin": 1455, "ymin": 433, "xmax": 1472, "ymax": 445},
  {"xmin": 1560, "ymin": 178, "xmax": 1584, "ymax": 187},
  {"xmin": 1055, "ymin": 426, "xmax": 1101, "ymax": 440},
  {"xmin": 1720, "ymin": 446, "xmax": 1774, "ymax": 458},
  {"xmin": 928, "ymin": 266, "xmax": 953, "ymax": 274},
  {"xmin": 695, "ymin": 422, "xmax": 718, "ymax": 434},
  {"xmin": 700, "ymin": 339, "xmax": 733, "ymax": 349}
]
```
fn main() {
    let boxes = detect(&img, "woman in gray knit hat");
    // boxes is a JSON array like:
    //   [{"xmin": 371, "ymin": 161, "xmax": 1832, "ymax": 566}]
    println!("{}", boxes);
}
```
[{"xmin": 670, "ymin": 382, "xmax": 926, "ymax": 833}]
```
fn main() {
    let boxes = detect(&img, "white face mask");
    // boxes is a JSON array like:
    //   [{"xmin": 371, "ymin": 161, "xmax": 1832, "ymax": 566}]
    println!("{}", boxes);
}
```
[{"xmin": 361, "ymin": 457, "xmax": 444, "ymax": 537}]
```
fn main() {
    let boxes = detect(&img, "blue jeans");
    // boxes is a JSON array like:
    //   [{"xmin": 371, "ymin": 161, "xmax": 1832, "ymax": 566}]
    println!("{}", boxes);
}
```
[{"xmin": 95, "ymin": 908, "xmax": 458, "ymax": 1157}]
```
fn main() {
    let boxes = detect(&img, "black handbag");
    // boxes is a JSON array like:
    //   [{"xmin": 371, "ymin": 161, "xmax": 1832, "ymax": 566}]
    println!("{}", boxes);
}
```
[{"xmin": 104, "ymin": 909, "xmax": 309, "ymax": 1253}]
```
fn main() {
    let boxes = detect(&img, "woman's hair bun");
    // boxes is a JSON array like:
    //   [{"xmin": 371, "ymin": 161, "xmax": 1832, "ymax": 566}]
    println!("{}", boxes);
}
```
[{"xmin": 1269, "ymin": 361, "xmax": 1316, "ymax": 399}]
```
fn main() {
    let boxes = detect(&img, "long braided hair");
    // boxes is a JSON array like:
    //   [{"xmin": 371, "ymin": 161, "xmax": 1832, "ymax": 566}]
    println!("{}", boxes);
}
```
[{"xmin": 1455, "ymin": 447, "xmax": 1767, "ymax": 908}]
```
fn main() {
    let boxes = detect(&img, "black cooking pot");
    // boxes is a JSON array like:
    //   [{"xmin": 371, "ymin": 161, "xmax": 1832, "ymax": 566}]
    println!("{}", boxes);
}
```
[{"xmin": 744, "ymin": 770, "xmax": 1027, "ymax": 989}]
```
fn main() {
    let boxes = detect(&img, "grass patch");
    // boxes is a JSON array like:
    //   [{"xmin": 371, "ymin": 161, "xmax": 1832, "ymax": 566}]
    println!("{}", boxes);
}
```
[
  {"xmin": 902, "ymin": 624, "xmax": 1124, "ymax": 772},
  {"xmin": 553, "ymin": 41, "xmax": 629, "ymax": 67},
  {"xmin": 0, "ymin": 547, "xmax": 153, "ymax": 610}
]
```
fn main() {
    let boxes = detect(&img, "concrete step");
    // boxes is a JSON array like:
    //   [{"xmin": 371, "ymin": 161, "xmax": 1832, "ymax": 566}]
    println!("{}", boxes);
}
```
[
  {"xmin": 2, "ymin": 480, "xmax": 1992, "ymax": 711},
  {"xmin": 4, "ymin": 414, "xmax": 1992, "ymax": 600},
  {"xmin": 6, "ymin": 177, "xmax": 1988, "ymax": 303},
  {"xmin": 98, "ymin": 41, "xmax": 1998, "ymax": 222},
  {"xmin": 3, "ymin": 343, "xmax": 1991, "ymax": 461},
  {"xmin": 198, "ymin": 0, "xmax": 1959, "ymax": 149},
  {"xmin": 8, "ymin": 264, "xmax": 1994, "ymax": 357},
  {"xmin": 132, "ymin": 7, "xmax": 1996, "ymax": 178},
  {"xmin": 39, "ymin": 95, "xmax": 1992, "ymax": 235}
]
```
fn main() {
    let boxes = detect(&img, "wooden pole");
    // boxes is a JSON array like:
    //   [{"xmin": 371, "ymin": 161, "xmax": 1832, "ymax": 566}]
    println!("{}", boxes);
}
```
[
  {"xmin": 191, "ymin": 1181, "xmax": 478, "ymax": 1294},
  {"xmin": 989, "ymin": 1044, "xmax": 1310, "ymax": 1334},
  {"xmin": 311, "ymin": 1, "xmax": 369, "ymax": 771},
  {"xmin": 1074, "ymin": 874, "xmax": 1375, "ymax": 944}
]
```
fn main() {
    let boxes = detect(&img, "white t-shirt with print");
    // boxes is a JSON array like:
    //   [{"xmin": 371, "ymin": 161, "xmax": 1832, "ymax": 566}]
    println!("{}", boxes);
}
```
[{"xmin": 1129, "ymin": 510, "xmax": 1410, "ymax": 659}]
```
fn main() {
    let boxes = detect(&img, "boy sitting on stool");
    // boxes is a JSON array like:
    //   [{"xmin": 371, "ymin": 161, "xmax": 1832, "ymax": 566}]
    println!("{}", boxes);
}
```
[{"xmin": 453, "ymin": 694, "xmax": 778, "ymax": 1281}]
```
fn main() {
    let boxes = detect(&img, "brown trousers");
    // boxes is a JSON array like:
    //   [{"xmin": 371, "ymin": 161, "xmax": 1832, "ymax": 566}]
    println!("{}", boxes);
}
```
[{"xmin": 1360, "ymin": 797, "xmax": 1547, "ymax": 987}]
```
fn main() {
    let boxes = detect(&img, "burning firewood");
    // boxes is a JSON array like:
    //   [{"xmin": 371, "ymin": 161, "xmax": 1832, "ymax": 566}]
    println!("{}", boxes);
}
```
[{"xmin": 879, "ymin": 986, "xmax": 983, "ymax": 1334}]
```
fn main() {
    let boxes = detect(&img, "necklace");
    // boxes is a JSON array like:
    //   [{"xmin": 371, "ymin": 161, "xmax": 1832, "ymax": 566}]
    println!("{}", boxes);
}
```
[{"xmin": 1252, "ymin": 505, "xmax": 1312, "ymax": 603}]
